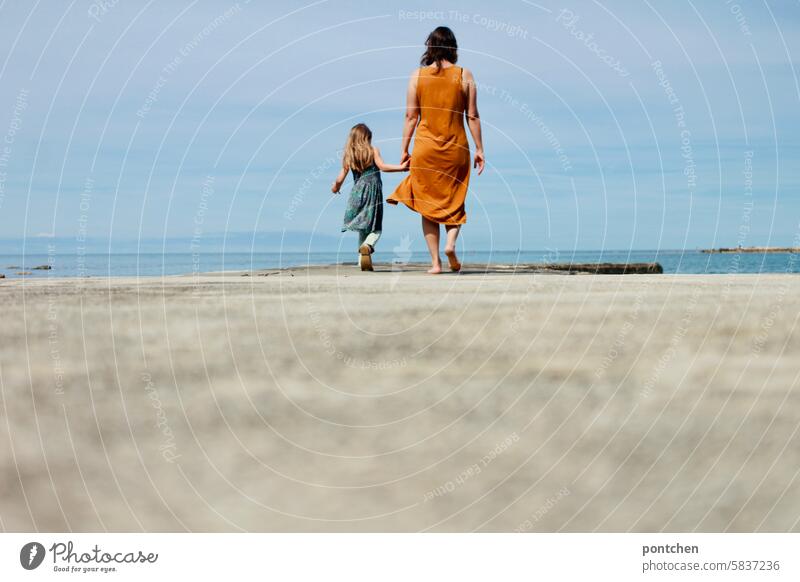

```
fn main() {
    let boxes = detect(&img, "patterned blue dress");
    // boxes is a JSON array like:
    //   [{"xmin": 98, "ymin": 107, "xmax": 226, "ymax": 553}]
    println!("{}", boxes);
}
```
[{"xmin": 342, "ymin": 163, "xmax": 383, "ymax": 235}]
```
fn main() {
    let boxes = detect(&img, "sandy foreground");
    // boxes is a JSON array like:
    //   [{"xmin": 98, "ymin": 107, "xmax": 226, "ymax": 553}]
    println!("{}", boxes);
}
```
[{"xmin": 1, "ymin": 264, "xmax": 799, "ymax": 532}]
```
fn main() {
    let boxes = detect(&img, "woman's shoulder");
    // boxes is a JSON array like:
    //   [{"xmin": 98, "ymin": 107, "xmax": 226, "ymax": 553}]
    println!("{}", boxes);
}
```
[
  {"xmin": 407, "ymin": 68, "xmax": 421, "ymax": 88},
  {"xmin": 459, "ymin": 67, "xmax": 476, "ymax": 92}
]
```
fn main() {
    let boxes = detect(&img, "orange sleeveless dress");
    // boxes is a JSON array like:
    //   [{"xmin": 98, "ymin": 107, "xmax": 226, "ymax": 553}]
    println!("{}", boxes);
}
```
[{"xmin": 387, "ymin": 65, "xmax": 470, "ymax": 224}]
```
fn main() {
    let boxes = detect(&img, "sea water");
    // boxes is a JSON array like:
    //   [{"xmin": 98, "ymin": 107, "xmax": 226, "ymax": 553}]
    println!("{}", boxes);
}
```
[{"xmin": 0, "ymin": 250, "xmax": 798, "ymax": 279}]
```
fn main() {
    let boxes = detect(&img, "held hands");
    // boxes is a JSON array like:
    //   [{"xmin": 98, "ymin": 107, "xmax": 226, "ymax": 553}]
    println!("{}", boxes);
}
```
[
  {"xmin": 473, "ymin": 150, "xmax": 485, "ymax": 175},
  {"xmin": 400, "ymin": 151, "xmax": 411, "ymax": 171}
]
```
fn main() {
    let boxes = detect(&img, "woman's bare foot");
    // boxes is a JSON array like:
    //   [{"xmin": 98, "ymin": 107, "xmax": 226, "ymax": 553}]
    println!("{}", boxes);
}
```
[
  {"xmin": 444, "ymin": 248, "xmax": 461, "ymax": 272},
  {"xmin": 427, "ymin": 261, "xmax": 442, "ymax": 274}
]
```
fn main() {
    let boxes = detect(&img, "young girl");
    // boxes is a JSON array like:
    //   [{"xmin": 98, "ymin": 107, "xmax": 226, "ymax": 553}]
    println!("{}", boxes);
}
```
[{"xmin": 332, "ymin": 123, "xmax": 408, "ymax": 271}]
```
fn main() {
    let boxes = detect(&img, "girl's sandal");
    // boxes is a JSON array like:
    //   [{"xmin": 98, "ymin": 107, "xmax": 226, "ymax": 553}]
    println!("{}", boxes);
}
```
[{"xmin": 359, "ymin": 244, "xmax": 374, "ymax": 271}]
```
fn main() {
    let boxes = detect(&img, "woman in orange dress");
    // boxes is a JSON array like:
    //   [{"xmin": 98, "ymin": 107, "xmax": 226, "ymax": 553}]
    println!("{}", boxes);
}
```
[{"xmin": 387, "ymin": 26, "xmax": 485, "ymax": 274}]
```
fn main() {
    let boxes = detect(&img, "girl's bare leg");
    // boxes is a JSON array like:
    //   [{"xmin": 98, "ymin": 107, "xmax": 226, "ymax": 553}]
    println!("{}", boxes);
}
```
[
  {"xmin": 444, "ymin": 224, "xmax": 461, "ymax": 272},
  {"xmin": 421, "ymin": 216, "xmax": 442, "ymax": 274}
]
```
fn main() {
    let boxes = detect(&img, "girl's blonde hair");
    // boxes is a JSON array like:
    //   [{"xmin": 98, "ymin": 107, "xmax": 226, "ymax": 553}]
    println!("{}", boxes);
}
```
[{"xmin": 343, "ymin": 123, "xmax": 374, "ymax": 172}]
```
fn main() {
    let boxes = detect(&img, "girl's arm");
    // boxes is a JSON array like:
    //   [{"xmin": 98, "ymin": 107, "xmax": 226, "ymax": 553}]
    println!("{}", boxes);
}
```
[
  {"xmin": 463, "ymin": 68, "xmax": 485, "ymax": 175},
  {"xmin": 331, "ymin": 161, "xmax": 348, "ymax": 193},
  {"xmin": 400, "ymin": 69, "xmax": 421, "ymax": 165},
  {"xmin": 373, "ymin": 147, "xmax": 408, "ymax": 173}
]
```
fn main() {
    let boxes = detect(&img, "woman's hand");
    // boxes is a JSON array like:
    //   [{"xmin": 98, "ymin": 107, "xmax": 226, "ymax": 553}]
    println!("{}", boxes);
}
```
[
  {"xmin": 400, "ymin": 151, "xmax": 411, "ymax": 168},
  {"xmin": 331, "ymin": 182, "xmax": 341, "ymax": 194},
  {"xmin": 473, "ymin": 150, "xmax": 485, "ymax": 175}
]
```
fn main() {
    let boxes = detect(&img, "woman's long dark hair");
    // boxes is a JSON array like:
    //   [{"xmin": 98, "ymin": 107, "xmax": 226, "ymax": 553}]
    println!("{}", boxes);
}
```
[{"xmin": 420, "ymin": 26, "xmax": 458, "ymax": 68}]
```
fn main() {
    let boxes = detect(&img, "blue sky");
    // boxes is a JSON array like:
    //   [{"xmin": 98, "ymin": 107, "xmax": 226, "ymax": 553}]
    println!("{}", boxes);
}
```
[{"xmin": 0, "ymin": 0, "xmax": 798, "ymax": 252}]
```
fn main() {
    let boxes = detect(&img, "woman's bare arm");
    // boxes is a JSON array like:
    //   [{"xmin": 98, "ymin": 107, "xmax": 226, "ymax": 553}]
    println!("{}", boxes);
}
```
[
  {"xmin": 373, "ymin": 147, "xmax": 409, "ymax": 173},
  {"xmin": 463, "ymin": 68, "xmax": 485, "ymax": 175},
  {"xmin": 400, "ymin": 69, "xmax": 420, "ymax": 165}
]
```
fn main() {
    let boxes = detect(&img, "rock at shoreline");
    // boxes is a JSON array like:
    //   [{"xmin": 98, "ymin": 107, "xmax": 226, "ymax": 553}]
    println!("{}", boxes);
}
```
[
  {"xmin": 702, "ymin": 247, "xmax": 800, "ymax": 254},
  {"xmin": 32, "ymin": 265, "xmax": 52, "ymax": 270},
  {"xmin": 6, "ymin": 265, "xmax": 20, "ymax": 269},
  {"xmin": 534, "ymin": 262, "xmax": 663, "ymax": 274},
  {"xmin": 16, "ymin": 271, "xmax": 32, "ymax": 275}
]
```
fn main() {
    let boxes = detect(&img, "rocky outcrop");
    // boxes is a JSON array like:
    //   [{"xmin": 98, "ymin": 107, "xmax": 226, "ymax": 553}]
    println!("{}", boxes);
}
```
[
  {"xmin": 534, "ymin": 262, "xmax": 663, "ymax": 274},
  {"xmin": 702, "ymin": 247, "xmax": 800, "ymax": 254}
]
